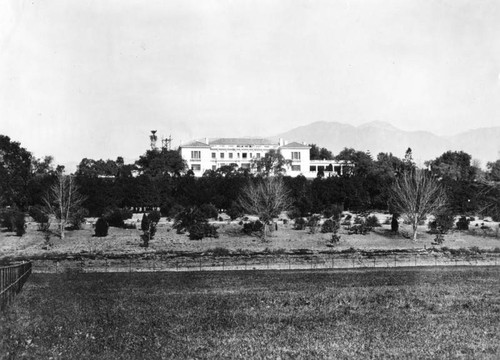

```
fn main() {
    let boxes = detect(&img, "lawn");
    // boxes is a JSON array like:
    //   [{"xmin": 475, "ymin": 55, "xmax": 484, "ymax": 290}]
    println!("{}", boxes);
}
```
[{"xmin": 1, "ymin": 267, "xmax": 499, "ymax": 359}]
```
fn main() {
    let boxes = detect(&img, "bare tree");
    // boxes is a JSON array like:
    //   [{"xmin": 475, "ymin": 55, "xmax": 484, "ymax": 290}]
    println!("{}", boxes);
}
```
[
  {"xmin": 238, "ymin": 176, "xmax": 292, "ymax": 240},
  {"xmin": 44, "ymin": 172, "xmax": 87, "ymax": 239},
  {"xmin": 389, "ymin": 169, "xmax": 447, "ymax": 240}
]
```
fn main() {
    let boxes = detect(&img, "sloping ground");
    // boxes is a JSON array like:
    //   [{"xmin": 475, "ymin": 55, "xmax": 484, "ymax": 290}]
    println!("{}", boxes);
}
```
[
  {"xmin": 2, "ymin": 221, "xmax": 500, "ymax": 258},
  {"xmin": 2, "ymin": 268, "xmax": 500, "ymax": 359},
  {"xmin": 2, "ymin": 219, "xmax": 500, "ymax": 259}
]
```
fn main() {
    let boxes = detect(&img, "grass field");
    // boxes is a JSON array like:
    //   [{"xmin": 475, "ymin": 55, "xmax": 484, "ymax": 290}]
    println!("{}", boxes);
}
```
[{"xmin": 1, "ymin": 267, "xmax": 499, "ymax": 359}]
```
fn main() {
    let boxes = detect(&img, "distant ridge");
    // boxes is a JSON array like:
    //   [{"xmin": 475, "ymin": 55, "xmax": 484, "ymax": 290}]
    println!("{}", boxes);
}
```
[{"xmin": 272, "ymin": 121, "xmax": 500, "ymax": 166}]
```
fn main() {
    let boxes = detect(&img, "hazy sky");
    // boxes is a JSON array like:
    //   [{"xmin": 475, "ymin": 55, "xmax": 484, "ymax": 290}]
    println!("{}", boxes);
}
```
[{"xmin": 1, "ymin": 0, "xmax": 500, "ymax": 168}]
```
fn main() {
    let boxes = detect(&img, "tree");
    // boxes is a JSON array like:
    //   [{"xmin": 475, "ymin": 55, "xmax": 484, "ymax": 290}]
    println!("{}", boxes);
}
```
[
  {"xmin": 251, "ymin": 149, "xmax": 290, "ymax": 176},
  {"xmin": 389, "ymin": 170, "xmax": 447, "ymax": 240},
  {"xmin": 136, "ymin": 148, "xmax": 186, "ymax": 177},
  {"xmin": 0, "ymin": 135, "xmax": 33, "ymax": 208},
  {"xmin": 43, "ymin": 172, "xmax": 87, "ymax": 239},
  {"xmin": 238, "ymin": 177, "xmax": 292, "ymax": 240},
  {"xmin": 309, "ymin": 144, "xmax": 334, "ymax": 160},
  {"xmin": 426, "ymin": 151, "xmax": 476, "ymax": 182},
  {"xmin": 487, "ymin": 159, "xmax": 500, "ymax": 182}
]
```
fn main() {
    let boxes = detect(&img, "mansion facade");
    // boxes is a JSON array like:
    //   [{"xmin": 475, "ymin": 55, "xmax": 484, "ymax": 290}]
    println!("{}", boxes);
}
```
[{"xmin": 179, "ymin": 138, "xmax": 352, "ymax": 178}]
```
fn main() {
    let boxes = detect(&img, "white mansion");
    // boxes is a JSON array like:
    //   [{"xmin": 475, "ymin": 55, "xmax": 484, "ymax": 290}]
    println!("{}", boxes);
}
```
[{"xmin": 180, "ymin": 138, "xmax": 353, "ymax": 178}]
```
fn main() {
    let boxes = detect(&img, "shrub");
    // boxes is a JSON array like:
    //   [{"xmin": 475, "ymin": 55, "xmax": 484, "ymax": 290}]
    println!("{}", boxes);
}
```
[
  {"xmin": 189, "ymin": 223, "xmax": 218, "ymax": 240},
  {"xmin": 141, "ymin": 213, "xmax": 149, "ymax": 232},
  {"xmin": 148, "ymin": 210, "xmax": 161, "ymax": 225},
  {"xmin": 348, "ymin": 222, "xmax": 371, "ymax": 235},
  {"xmin": 287, "ymin": 206, "xmax": 302, "ymax": 220},
  {"xmin": 29, "ymin": 205, "xmax": 50, "ymax": 232},
  {"xmin": 103, "ymin": 208, "xmax": 125, "ymax": 228},
  {"xmin": 307, "ymin": 215, "xmax": 321, "ymax": 234},
  {"xmin": 328, "ymin": 233, "xmax": 341, "ymax": 246},
  {"xmin": 434, "ymin": 233, "xmax": 445, "ymax": 245},
  {"xmin": 456, "ymin": 216, "xmax": 470, "ymax": 231},
  {"xmin": 323, "ymin": 204, "xmax": 343, "ymax": 220},
  {"xmin": 70, "ymin": 208, "xmax": 89, "ymax": 230},
  {"xmin": 365, "ymin": 215, "xmax": 381, "ymax": 228},
  {"xmin": 29, "ymin": 205, "xmax": 48, "ymax": 224},
  {"xmin": 242, "ymin": 220, "xmax": 264, "ymax": 235},
  {"xmin": 391, "ymin": 214, "xmax": 399, "ymax": 233},
  {"xmin": 94, "ymin": 218, "xmax": 109, "ymax": 237},
  {"xmin": 173, "ymin": 207, "xmax": 207, "ymax": 234},
  {"xmin": 428, "ymin": 211, "xmax": 454, "ymax": 234},
  {"xmin": 227, "ymin": 202, "xmax": 243, "ymax": 220},
  {"xmin": 321, "ymin": 219, "xmax": 339, "ymax": 233},
  {"xmin": 199, "ymin": 204, "xmax": 218, "ymax": 220},
  {"xmin": 353, "ymin": 216, "xmax": 364, "ymax": 225},
  {"xmin": 293, "ymin": 217, "xmax": 306, "ymax": 230},
  {"xmin": 1, "ymin": 208, "xmax": 26, "ymax": 236}
]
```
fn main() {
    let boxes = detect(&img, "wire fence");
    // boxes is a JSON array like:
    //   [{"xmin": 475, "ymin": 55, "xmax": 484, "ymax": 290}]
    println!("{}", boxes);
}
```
[
  {"xmin": 0, "ymin": 261, "xmax": 32, "ymax": 311},
  {"xmin": 31, "ymin": 253, "xmax": 500, "ymax": 274}
]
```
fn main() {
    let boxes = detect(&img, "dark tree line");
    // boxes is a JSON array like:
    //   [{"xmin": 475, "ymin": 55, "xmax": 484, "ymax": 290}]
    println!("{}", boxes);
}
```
[{"xmin": 2, "ymin": 134, "xmax": 500, "ymax": 224}]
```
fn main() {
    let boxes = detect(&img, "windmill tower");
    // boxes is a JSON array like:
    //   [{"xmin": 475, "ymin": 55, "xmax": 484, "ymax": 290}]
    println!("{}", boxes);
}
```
[
  {"xmin": 162, "ymin": 134, "xmax": 172, "ymax": 151},
  {"xmin": 150, "ymin": 130, "xmax": 158, "ymax": 150}
]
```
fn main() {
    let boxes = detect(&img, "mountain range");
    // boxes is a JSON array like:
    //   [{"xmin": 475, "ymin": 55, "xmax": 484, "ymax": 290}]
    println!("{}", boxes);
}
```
[{"xmin": 273, "ymin": 121, "xmax": 500, "ymax": 166}]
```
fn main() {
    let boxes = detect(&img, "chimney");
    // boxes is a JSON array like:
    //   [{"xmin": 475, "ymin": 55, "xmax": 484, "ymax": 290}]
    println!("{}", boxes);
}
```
[
  {"xmin": 279, "ymin": 138, "xmax": 284, "ymax": 146},
  {"xmin": 205, "ymin": 137, "xmax": 209, "ymax": 145},
  {"xmin": 284, "ymin": 140, "xmax": 288, "ymax": 145}
]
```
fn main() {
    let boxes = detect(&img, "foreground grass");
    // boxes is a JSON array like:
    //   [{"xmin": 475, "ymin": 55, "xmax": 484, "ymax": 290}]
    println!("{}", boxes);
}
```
[{"xmin": 1, "ymin": 268, "xmax": 500, "ymax": 359}]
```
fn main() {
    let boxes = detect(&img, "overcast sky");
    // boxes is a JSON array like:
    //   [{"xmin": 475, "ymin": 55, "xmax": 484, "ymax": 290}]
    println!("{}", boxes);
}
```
[{"xmin": 1, "ymin": 0, "xmax": 500, "ymax": 168}]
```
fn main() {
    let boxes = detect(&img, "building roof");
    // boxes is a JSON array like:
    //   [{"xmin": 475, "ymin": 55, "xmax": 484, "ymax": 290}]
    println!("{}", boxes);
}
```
[
  {"xmin": 180, "ymin": 140, "xmax": 210, "ymax": 148},
  {"xmin": 210, "ymin": 138, "xmax": 276, "ymax": 146},
  {"xmin": 280, "ymin": 142, "xmax": 310, "ymax": 149}
]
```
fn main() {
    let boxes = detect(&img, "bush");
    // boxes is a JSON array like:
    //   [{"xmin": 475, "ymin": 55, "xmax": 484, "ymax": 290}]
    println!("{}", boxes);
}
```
[
  {"xmin": 348, "ymin": 222, "xmax": 371, "ymax": 235},
  {"xmin": 328, "ymin": 233, "xmax": 341, "ymax": 246},
  {"xmin": 456, "ymin": 216, "xmax": 470, "ymax": 231},
  {"xmin": 148, "ymin": 210, "xmax": 161, "ymax": 225},
  {"xmin": 353, "ymin": 216, "xmax": 364, "ymax": 225},
  {"xmin": 321, "ymin": 219, "xmax": 339, "ymax": 233},
  {"xmin": 391, "ymin": 214, "xmax": 399, "ymax": 233},
  {"xmin": 103, "ymin": 208, "xmax": 126, "ymax": 228},
  {"xmin": 428, "ymin": 211, "xmax": 454, "ymax": 234},
  {"xmin": 287, "ymin": 207, "xmax": 302, "ymax": 220},
  {"xmin": 1, "ymin": 208, "xmax": 26, "ymax": 236},
  {"xmin": 323, "ymin": 204, "xmax": 343, "ymax": 220},
  {"xmin": 140, "ymin": 213, "xmax": 149, "ymax": 232},
  {"xmin": 70, "ymin": 208, "xmax": 89, "ymax": 230},
  {"xmin": 199, "ymin": 204, "xmax": 218, "ymax": 220},
  {"xmin": 365, "ymin": 215, "xmax": 381, "ymax": 228},
  {"xmin": 173, "ymin": 207, "xmax": 207, "ymax": 234},
  {"xmin": 29, "ymin": 205, "xmax": 48, "ymax": 224},
  {"xmin": 227, "ymin": 202, "xmax": 243, "ymax": 220},
  {"xmin": 307, "ymin": 215, "xmax": 321, "ymax": 234},
  {"xmin": 242, "ymin": 220, "xmax": 264, "ymax": 235},
  {"xmin": 293, "ymin": 217, "xmax": 306, "ymax": 230},
  {"xmin": 29, "ymin": 205, "xmax": 50, "ymax": 232},
  {"xmin": 94, "ymin": 218, "xmax": 109, "ymax": 237},
  {"xmin": 189, "ymin": 223, "xmax": 218, "ymax": 240}
]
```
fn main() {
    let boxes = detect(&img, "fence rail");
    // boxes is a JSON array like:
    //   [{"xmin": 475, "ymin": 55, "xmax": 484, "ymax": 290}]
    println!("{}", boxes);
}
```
[
  {"xmin": 0, "ymin": 262, "xmax": 32, "ymax": 311},
  {"xmin": 30, "ymin": 253, "xmax": 500, "ymax": 274}
]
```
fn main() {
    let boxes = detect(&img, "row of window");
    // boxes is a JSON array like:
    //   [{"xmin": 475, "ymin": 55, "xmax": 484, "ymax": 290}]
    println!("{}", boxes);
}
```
[
  {"xmin": 190, "ymin": 151, "xmax": 302, "ymax": 160},
  {"xmin": 211, "ymin": 152, "xmax": 261, "ymax": 160},
  {"xmin": 190, "ymin": 164, "xmax": 302, "ymax": 172}
]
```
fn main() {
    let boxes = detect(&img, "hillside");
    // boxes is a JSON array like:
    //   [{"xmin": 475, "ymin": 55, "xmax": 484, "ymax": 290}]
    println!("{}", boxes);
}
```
[{"xmin": 273, "ymin": 121, "xmax": 500, "ymax": 165}]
